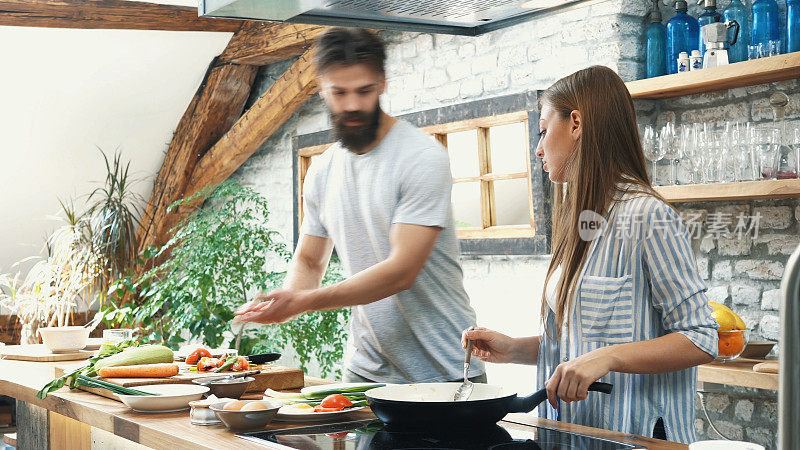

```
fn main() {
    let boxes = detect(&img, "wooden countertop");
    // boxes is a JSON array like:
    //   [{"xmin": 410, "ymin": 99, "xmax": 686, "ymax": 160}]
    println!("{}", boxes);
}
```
[
  {"xmin": 698, "ymin": 358, "xmax": 779, "ymax": 390},
  {"xmin": 0, "ymin": 359, "xmax": 687, "ymax": 449}
]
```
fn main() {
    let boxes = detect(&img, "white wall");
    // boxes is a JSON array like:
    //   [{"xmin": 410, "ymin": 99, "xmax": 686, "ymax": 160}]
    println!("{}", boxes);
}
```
[{"xmin": 0, "ymin": 25, "xmax": 231, "ymax": 310}]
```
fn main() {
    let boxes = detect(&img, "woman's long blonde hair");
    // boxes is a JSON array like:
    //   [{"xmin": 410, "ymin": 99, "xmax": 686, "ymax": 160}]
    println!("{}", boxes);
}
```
[{"xmin": 541, "ymin": 65, "xmax": 665, "ymax": 334}]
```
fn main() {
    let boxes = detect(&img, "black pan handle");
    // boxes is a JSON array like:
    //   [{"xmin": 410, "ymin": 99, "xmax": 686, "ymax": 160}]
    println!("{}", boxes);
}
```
[{"xmin": 507, "ymin": 382, "xmax": 613, "ymax": 413}]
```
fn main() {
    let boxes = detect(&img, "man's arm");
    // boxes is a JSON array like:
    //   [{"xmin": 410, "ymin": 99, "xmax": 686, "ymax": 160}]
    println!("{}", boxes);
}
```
[
  {"xmin": 283, "ymin": 234, "xmax": 334, "ymax": 290},
  {"xmin": 234, "ymin": 223, "xmax": 440, "ymax": 324}
]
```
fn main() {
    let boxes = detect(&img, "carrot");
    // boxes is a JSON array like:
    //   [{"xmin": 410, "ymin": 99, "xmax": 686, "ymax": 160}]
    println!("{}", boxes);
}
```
[{"xmin": 97, "ymin": 363, "xmax": 179, "ymax": 379}]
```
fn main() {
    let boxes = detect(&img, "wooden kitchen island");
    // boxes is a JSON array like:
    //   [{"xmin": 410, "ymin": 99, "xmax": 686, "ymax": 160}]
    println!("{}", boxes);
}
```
[{"xmin": 0, "ymin": 359, "xmax": 685, "ymax": 450}]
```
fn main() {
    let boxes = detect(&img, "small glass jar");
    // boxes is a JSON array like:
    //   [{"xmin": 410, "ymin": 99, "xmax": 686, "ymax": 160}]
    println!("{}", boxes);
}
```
[
  {"xmin": 189, "ymin": 402, "xmax": 221, "ymax": 426},
  {"xmin": 102, "ymin": 328, "xmax": 133, "ymax": 344}
]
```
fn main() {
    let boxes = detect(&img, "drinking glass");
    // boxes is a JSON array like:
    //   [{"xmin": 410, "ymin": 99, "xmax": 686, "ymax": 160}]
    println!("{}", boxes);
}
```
[
  {"xmin": 660, "ymin": 122, "xmax": 683, "ymax": 185},
  {"xmin": 642, "ymin": 125, "xmax": 665, "ymax": 185},
  {"xmin": 792, "ymin": 126, "xmax": 800, "ymax": 179},
  {"xmin": 751, "ymin": 127, "xmax": 782, "ymax": 179},
  {"xmin": 719, "ymin": 122, "xmax": 738, "ymax": 182},
  {"xmin": 748, "ymin": 44, "xmax": 760, "ymax": 60},
  {"xmin": 768, "ymin": 39, "xmax": 782, "ymax": 57}
]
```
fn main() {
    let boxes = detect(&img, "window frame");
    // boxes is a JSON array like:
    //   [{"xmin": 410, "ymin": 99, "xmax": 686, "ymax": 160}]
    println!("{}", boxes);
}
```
[
  {"xmin": 421, "ymin": 111, "xmax": 535, "ymax": 240},
  {"xmin": 296, "ymin": 111, "xmax": 535, "ymax": 241}
]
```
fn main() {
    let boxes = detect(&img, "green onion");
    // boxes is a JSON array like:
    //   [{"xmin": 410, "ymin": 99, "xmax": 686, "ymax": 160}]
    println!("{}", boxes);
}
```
[
  {"xmin": 76, "ymin": 375, "xmax": 159, "ymax": 396},
  {"xmin": 303, "ymin": 384, "xmax": 384, "ymax": 399}
]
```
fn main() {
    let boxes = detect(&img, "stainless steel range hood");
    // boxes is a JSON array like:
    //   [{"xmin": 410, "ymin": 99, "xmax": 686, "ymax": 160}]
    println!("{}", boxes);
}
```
[{"xmin": 199, "ymin": 0, "xmax": 593, "ymax": 36}]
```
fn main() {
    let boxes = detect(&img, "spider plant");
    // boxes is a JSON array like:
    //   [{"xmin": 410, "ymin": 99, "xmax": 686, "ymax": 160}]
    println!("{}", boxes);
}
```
[{"xmin": 86, "ymin": 150, "xmax": 144, "ymax": 291}]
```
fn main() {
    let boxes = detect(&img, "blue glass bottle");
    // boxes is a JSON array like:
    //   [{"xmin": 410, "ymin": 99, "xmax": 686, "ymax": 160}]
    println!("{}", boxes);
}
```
[
  {"xmin": 751, "ymin": 0, "xmax": 780, "ymax": 49},
  {"xmin": 646, "ymin": 0, "xmax": 667, "ymax": 77},
  {"xmin": 698, "ymin": 0, "xmax": 723, "ymax": 55},
  {"xmin": 788, "ymin": 0, "xmax": 800, "ymax": 53},
  {"xmin": 723, "ymin": 0, "xmax": 750, "ymax": 62},
  {"xmin": 667, "ymin": 0, "xmax": 700, "ymax": 74}
]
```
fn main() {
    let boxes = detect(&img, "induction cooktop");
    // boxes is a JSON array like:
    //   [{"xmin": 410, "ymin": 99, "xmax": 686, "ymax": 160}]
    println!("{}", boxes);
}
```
[{"xmin": 236, "ymin": 419, "xmax": 648, "ymax": 449}]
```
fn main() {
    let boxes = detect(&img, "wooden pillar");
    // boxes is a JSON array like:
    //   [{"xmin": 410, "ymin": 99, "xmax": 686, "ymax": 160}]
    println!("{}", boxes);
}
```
[{"xmin": 15, "ymin": 400, "xmax": 47, "ymax": 450}]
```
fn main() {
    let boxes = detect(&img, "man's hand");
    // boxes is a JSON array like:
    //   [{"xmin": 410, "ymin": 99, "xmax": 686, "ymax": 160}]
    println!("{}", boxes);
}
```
[{"xmin": 234, "ymin": 289, "xmax": 310, "ymax": 324}]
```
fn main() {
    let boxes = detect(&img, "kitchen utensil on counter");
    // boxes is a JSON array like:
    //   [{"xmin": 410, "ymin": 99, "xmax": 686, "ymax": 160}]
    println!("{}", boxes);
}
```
[
  {"xmin": 247, "ymin": 352, "xmax": 281, "ymax": 364},
  {"xmin": 0, "ymin": 344, "xmax": 93, "ymax": 362},
  {"xmin": 365, "ymin": 381, "xmax": 613, "ymax": 429},
  {"xmin": 37, "ymin": 326, "xmax": 91, "ymax": 353},
  {"xmin": 210, "ymin": 400, "xmax": 282, "ymax": 431},
  {"xmin": 740, "ymin": 340, "xmax": 776, "ymax": 359},
  {"xmin": 192, "ymin": 375, "xmax": 256, "ymax": 399},
  {"xmin": 453, "ymin": 327, "xmax": 474, "ymax": 401},
  {"xmin": 117, "ymin": 384, "xmax": 209, "ymax": 413}
]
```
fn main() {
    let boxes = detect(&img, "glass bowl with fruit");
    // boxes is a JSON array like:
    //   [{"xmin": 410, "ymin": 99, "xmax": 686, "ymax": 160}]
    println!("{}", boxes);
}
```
[{"xmin": 709, "ymin": 301, "xmax": 748, "ymax": 362}]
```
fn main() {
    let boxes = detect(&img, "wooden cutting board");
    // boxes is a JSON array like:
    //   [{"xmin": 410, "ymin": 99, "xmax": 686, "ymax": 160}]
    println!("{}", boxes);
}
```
[
  {"xmin": 753, "ymin": 361, "xmax": 779, "ymax": 374},
  {"xmin": 55, "ymin": 363, "xmax": 304, "ymax": 401},
  {"xmin": 0, "ymin": 344, "xmax": 93, "ymax": 362}
]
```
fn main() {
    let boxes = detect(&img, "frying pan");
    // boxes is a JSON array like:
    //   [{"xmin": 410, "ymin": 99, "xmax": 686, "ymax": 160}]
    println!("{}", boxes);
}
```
[{"xmin": 365, "ymin": 381, "xmax": 613, "ymax": 429}]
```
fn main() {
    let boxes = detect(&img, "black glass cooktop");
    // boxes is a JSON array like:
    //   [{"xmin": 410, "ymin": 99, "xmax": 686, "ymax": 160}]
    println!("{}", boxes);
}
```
[{"xmin": 236, "ymin": 419, "xmax": 646, "ymax": 449}]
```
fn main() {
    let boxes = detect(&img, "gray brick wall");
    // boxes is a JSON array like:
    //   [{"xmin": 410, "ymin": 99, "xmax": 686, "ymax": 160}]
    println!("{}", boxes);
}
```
[{"xmin": 228, "ymin": 1, "xmax": 793, "ymax": 445}]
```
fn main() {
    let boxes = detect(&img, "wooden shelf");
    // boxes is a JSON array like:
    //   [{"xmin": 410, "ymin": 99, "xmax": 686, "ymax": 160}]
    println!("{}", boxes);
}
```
[
  {"xmin": 655, "ymin": 179, "xmax": 800, "ymax": 203},
  {"xmin": 698, "ymin": 358, "xmax": 778, "ymax": 390},
  {"xmin": 626, "ymin": 52, "xmax": 800, "ymax": 99}
]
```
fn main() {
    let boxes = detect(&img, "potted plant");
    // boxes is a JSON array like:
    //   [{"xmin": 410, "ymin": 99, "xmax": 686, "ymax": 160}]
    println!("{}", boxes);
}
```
[
  {"xmin": 102, "ymin": 181, "xmax": 350, "ymax": 378},
  {"xmin": 0, "ymin": 151, "xmax": 143, "ymax": 347}
]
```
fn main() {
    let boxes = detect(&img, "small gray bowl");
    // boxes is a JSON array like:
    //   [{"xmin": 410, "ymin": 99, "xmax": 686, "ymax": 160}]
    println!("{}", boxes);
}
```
[
  {"xmin": 192, "ymin": 376, "xmax": 254, "ymax": 399},
  {"xmin": 740, "ymin": 341, "xmax": 776, "ymax": 359},
  {"xmin": 210, "ymin": 400, "xmax": 281, "ymax": 431}
]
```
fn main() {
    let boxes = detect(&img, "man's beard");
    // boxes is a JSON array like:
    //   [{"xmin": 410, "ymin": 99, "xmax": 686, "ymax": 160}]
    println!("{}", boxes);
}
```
[{"xmin": 331, "ymin": 105, "xmax": 382, "ymax": 153}]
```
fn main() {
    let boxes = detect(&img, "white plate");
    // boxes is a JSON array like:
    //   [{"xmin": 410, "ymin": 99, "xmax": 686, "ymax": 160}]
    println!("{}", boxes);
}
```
[
  {"xmin": 117, "ymin": 384, "xmax": 210, "ymax": 413},
  {"xmin": 273, "ymin": 405, "xmax": 366, "ymax": 422},
  {"xmin": 299, "ymin": 382, "xmax": 380, "ymax": 397}
]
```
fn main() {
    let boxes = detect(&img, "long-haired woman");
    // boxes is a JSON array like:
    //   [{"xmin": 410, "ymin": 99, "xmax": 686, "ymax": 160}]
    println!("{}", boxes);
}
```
[{"xmin": 463, "ymin": 65, "xmax": 718, "ymax": 443}]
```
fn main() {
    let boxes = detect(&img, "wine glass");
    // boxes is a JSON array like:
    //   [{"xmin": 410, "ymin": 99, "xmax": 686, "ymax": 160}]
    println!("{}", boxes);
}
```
[
  {"xmin": 660, "ymin": 122, "xmax": 683, "ymax": 185},
  {"xmin": 642, "ymin": 125, "xmax": 664, "ymax": 185},
  {"xmin": 681, "ymin": 124, "xmax": 705, "ymax": 184},
  {"xmin": 719, "ymin": 122, "xmax": 737, "ymax": 182}
]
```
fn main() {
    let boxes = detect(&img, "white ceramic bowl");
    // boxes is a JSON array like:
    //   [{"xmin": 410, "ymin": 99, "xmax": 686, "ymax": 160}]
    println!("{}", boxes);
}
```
[
  {"xmin": 38, "ymin": 326, "xmax": 90, "ymax": 353},
  {"xmin": 117, "ymin": 384, "xmax": 210, "ymax": 413},
  {"xmin": 210, "ymin": 400, "xmax": 282, "ymax": 431}
]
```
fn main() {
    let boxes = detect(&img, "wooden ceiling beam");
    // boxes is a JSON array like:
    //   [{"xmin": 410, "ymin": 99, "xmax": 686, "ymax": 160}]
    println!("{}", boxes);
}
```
[
  {"xmin": 0, "ymin": 0, "xmax": 244, "ymax": 32},
  {"xmin": 218, "ymin": 22, "xmax": 326, "ymax": 65},
  {"xmin": 137, "ymin": 60, "xmax": 258, "ymax": 251}
]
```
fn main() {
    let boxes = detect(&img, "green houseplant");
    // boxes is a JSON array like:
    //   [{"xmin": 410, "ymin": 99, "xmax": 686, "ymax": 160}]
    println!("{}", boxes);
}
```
[{"xmin": 103, "ymin": 181, "xmax": 350, "ymax": 378}]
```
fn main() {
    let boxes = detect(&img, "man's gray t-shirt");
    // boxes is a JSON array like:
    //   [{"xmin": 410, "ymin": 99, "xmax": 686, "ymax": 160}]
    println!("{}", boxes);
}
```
[{"xmin": 300, "ymin": 120, "xmax": 484, "ymax": 383}]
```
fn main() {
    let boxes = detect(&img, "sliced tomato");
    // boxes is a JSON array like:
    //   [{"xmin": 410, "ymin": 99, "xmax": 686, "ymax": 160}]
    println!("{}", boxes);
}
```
[
  {"xmin": 185, "ymin": 348, "xmax": 212, "ymax": 365},
  {"xmin": 197, "ymin": 357, "xmax": 220, "ymax": 372},
  {"xmin": 320, "ymin": 394, "xmax": 353, "ymax": 409},
  {"xmin": 231, "ymin": 356, "xmax": 250, "ymax": 372},
  {"xmin": 314, "ymin": 405, "xmax": 343, "ymax": 413}
]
